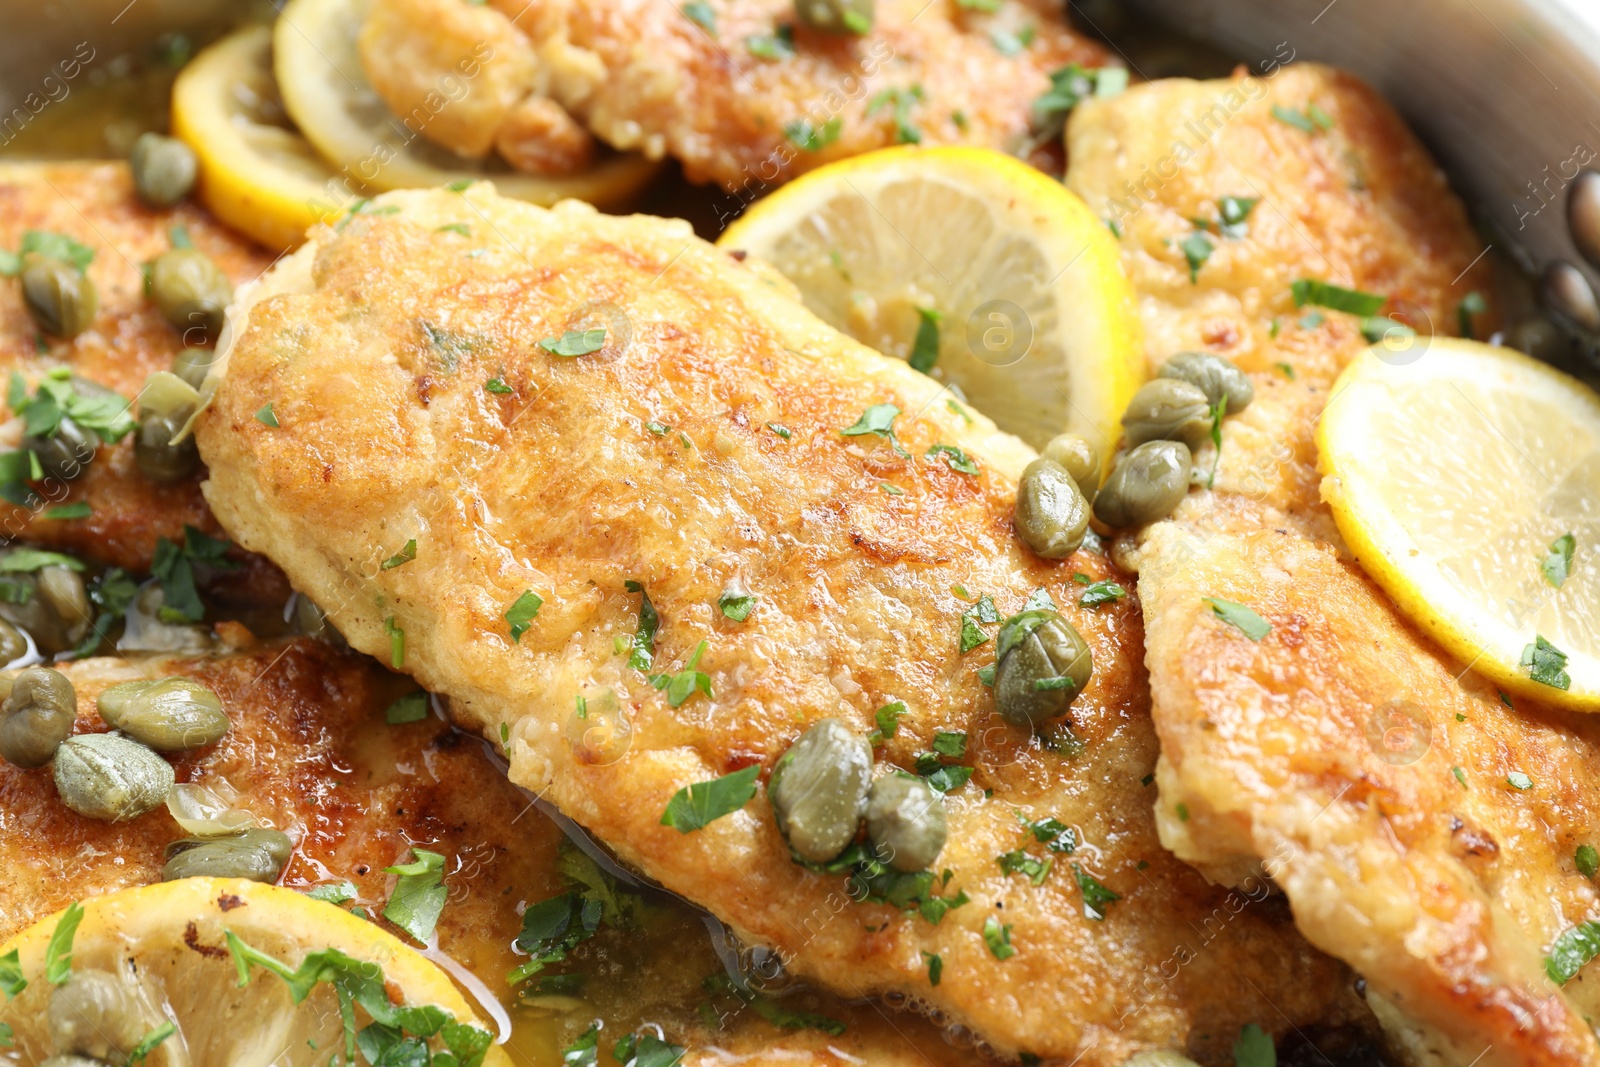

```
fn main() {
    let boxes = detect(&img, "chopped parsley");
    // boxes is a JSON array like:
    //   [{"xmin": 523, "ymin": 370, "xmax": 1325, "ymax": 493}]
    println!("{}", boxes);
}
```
[
  {"xmin": 1181, "ymin": 231, "xmax": 1214, "ymax": 283},
  {"xmin": 306, "ymin": 881, "xmax": 359, "ymax": 904},
  {"xmin": 1030, "ymin": 64, "xmax": 1124, "ymax": 144},
  {"xmin": 998, "ymin": 849, "xmax": 1052, "ymax": 885},
  {"xmin": 380, "ymin": 539, "xmax": 417, "ymax": 570},
  {"xmin": 703, "ymin": 973, "xmax": 846, "ymax": 1035},
  {"xmin": 746, "ymin": 25, "xmax": 795, "ymax": 60},
  {"xmin": 1290, "ymin": 279, "xmax": 1386, "ymax": 317},
  {"xmin": 932, "ymin": 730, "xmax": 967, "ymax": 758},
  {"xmin": 383, "ymin": 848, "xmax": 448, "ymax": 943},
  {"xmin": 1271, "ymin": 103, "xmax": 1332, "ymax": 132},
  {"xmin": 151, "ymin": 525, "xmax": 237, "ymax": 624},
  {"xmin": 841, "ymin": 402, "xmax": 901, "ymax": 439},
  {"xmin": 660, "ymin": 765, "xmax": 759, "ymax": 833},
  {"xmin": 1547, "ymin": 920, "xmax": 1600, "ymax": 984},
  {"xmin": 1218, "ymin": 196, "xmax": 1258, "ymax": 238},
  {"xmin": 1508, "ymin": 771, "xmax": 1533, "ymax": 790},
  {"xmin": 1203, "ymin": 597, "xmax": 1270, "ymax": 641},
  {"xmin": 45, "ymin": 901, "xmax": 82, "ymax": 984},
  {"xmin": 1361, "ymin": 315, "xmax": 1414, "ymax": 345},
  {"xmin": 435, "ymin": 222, "xmax": 471, "ymax": 237},
  {"xmin": 127, "ymin": 1022, "xmax": 176, "ymax": 1065},
  {"xmin": 1018, "ymin": 812, "xmax": 1077, "ymax": 853},
  {"xmin": 1458, "ymin": 290, "xmax": 1488, "ymax": 339},
  {"xmin": 926, "ymin": 443, "xmax": 978, "ymax": 475},
  {"xmin": 879, "ymin": 482, "xmax": 904, "ymax": 495},
  {"xmin": 1233, "ymin": 1023, "xmax": 1275, "ymax": 1067},
  {"xmin": 867, "ymin": 86, "xmax": 924, "ymax": 144},
  {"xmin": 1077, "ymin": 579, "xmax": 1125, "ymax": 607},
  {"xmin": 1025, "ymin": 586, "xmax": 1058, "ymax": 611},
  {"xmin": 767, "ymin": 421, "xmax": 792, "ymax": 440},
  {"xmin": 1578, "ymin": 844, "xmax": 1598, "ymax": 879},
  {"xmin": 1522, "ymin": 635, "xmax": 1572, "ymax": 690},
  {"xmin": 1275, "ymin": 361, "xmax": 1296, "ymax": 379},
  {"xmin": 385, "ymin": 691, "xmax": 428, "ymax": 724},
  {"xmin": 681, "ymin": 1, "xmax": 716, "ymax": 32},
  {"xmin": 1452, "ymin": 766, "xmax": 1469, "ymax": 789},
  {"xmin": 505, "ymin": 590, "xmax": 544, "ymax": 643},
  {"xmin": 384, "ymin": 616, "xmax": 405, "ymax": 668},
  {"xmin": 255, "ymin": 403, "xmax": 279, "ymax": 428},
  {"xmin": 42, "ymin": 501, "xmax": 90, "ymax": 520},
  {"xmin": 625, "ymin": 581, "xmax": 659, "ymax": 670},
  {"xmin": 717, "ymin": 582, "xmax": 757, "ymax": 622},
  {"xmin": 868, "ymin": 701, "xmax": 906, "ymax": 745},
  {"xmin": 0, "ymin": 230, "xmax": 94, "ymax": 276},
  {"xmin": 484, "ymin": 377, "xmax": 513, "ymax": 394},
  {"xmin": 784, "ymin": 117, "xmax": 843, "ymax": 152},
  {"xmin": 923, "ymin": 951, "xmax": 942, "ymax": 986},
  {"xmin": 990, "ymin": 25, "xmax": 1035, "ymax": 55},
  {"xmin": 649, "ymin": 639, "xmax": 713, "ymax": 707},
  {"xmin": 1542, "ymin": 533, "xmax": 1576, "ymax": 589},
  {"xmin": 909, "ymin": 307, "xmax": 941, "ymax": 373},
  {"xmin": 1072, "ymin": 863, "xmax": 1120, "ymax": 920},
  {"xmin": 958, "ymin": 614, "xmax": 989, "ymax": 654},
  {"xmin": 0, "ymin": 547, "xmax": 84, "ymax": 573},
  {"xmin": 918, "ymin": 761, "xmax": 973, "ymax": 794},
  {"xmin": 539, "ymin": 329, "xmax": 606, "ymax": 357},
  {"xmin": 982, "ymin": 914, "xmax": 1015, "ymax": 959},
  {"xmin": 0, "ymin": 948, "xmax": 24, "ymax": 998},
  {"xmin": 8, "ymin": 370, "xmax": 135, "ymax": 446},
  {"xmin": 613, "ymin": 1033, "xmax": 687, "ymax": 1067}
]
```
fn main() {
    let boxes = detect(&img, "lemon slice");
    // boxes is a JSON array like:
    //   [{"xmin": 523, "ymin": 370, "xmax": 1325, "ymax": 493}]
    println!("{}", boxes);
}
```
[
  {"xmin": 718, "ymin": 145, "xmax": 1144, "ymax": 455},
  {"xmin": 273, "ymin": 0, "xmax": 660, "ymax": 208},
  {"xmin": 172, "ymin": 25, "xmax": 360, "ymax": 251},
  {"xmin": 1318, "ymin": 338, "xmax": 1600, "ymax": 711},
  {"xmin": 0, "ymin": 879, "xmax": 511, "ymax": 1066}
]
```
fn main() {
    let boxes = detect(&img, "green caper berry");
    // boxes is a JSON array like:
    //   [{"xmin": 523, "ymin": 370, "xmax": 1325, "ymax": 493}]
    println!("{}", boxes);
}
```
[
  {"xmin": 993, "ymin": 610, "xmax": 1092, "ymax": 726},
  {"xmin": 21, "ymin": 256, "xmax": 97, "ymax": 338},
  {"xmin": 147, "ymin": 248, "xmax": 232, "ymax": 342},
  {"xmin": 23, "ymin": 415, "xmax": 98, "ymax": 483},
  {"xmin": 135, "ymin": 411, "xmax": 199, "ymax": 483},
  {"xmin": 39, "ymin": 565, "xmax": 92, "ymax": 647},
  {"xmin": 794, "ymin": 0, "xmax": 873, "ymax": 34},
  {"xmin": 97, "ymin": 677, "xmax": 228, "ymax": 751},
  {"xmin": 0, "ymin": 619, "xmax": 27, "ymax": 665},
  {"xmin": 162, "ymin": 827, "xmax": 293, "ymax": 883},
  {"xmin": 1040, "ymin": 433, "xmax": 1102, "ymax": 498},
  {"xmin": 129, "ymin": 132, "xmax": 198, "ymax": 207},
  {"xmin": 864, "ymin": 774, "xmax": 946, "ymax": 872},
  {"xmin": 172, "ymin": 346, "xmax": 219, "ymax": 390},
  {"xmin": 1158, "ymin": 351, "xmax": 1254, "ymax": 414},
  {"xmin": 48, "ymin": 969, "xmax": 148, "ymax": 1062},
  {"xmin": 1121, "ymin": 378, "xmax": 1213, "ymax": 449},
  {"xmin": 53, "ymin": 732, "xmax": 174, "ymax": 822},
  {"xmin": 769, "ymin": 717, "xmax": 873, "ymax": 864},
  {"xmin": 1092, "ymin": 440, "xmax": 1192, "ymax": 529},
  {"xmin": 0, "ymin": 666, "xmax": 77, "ymax": 769},
  {"xmin": 1014, "ymin": 458, "xmax": 1091, "ymax": 560}
]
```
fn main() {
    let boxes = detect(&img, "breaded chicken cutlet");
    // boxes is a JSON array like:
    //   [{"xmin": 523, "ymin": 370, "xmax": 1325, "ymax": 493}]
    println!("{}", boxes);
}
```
[
  {"xmin": 1068, "ymin": 65, "xmax": 1600, "ymax": 1066},
  {"xmin": 359, "ymin": 0, "xmax": 1111, "ymax": 191},
  {"xmin": 195, "ymin": 184, "xmax": 1376, "ymax": 1065}
]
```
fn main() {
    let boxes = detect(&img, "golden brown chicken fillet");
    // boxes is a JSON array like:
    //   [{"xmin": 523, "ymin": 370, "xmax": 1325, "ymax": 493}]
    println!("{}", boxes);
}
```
[
  {"xmin": 196, "ymin": 185, "xmax": 1375, "ymax": 1064},
  {"xmin": 0, "ymin": 161, "xmax": 278, "ymax": 578},
  {"xmin": 373, "ymin": 0, "xmax": 1113, "ymax": 192},
  {"xmin": 0, "ymin": 636, "xmax": 976, "ymax": 1066},
  {"xmin": 1069, "ymin": 65, "xmax": 1600, "ymax": 1066}
]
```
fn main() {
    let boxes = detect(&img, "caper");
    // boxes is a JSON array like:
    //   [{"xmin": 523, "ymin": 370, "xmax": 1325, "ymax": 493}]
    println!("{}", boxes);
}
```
[
  {"xmin": 147, "ymin": 248, "xmax": 231, "ymax": 342},
  {"xmin": 993, "ymin": 610, "xmax": 1092, "ymax": 726},
  {"xmin": 769, "ymin": 718, "xmax": 873, "ymax": 864},
  {"xmin": 0, "ymin": 618, "xmax": 28, "ymax": 665},
  {"xmin": 53, "ymin": 732, "xmax": 173, "ymax": 822},
  {"xmin": 864, "ymin": 773, "xmax": 946, "ymax": 872},
  {"xmin": 1158, "ymin": 351, "xmax": 1253, "ymax": 414},
  {"xmin": 1120, "ymin": 378, "xmax": 1213, "ymax": 449},
  {"xmin": 0, "ymin": 564, "xmax": 92, "ymax": 655},
  {"xmin": 21, "ymin": 256, "xmax": 97, "ymax": 338},
  {"xmin": 1092, "ymin": 440, "xmax": 1192, "ymax": 529},
  {"xmin": 1122, "ymin": 1054, "xmax": 1202, "ymax": 1067},
  {"xmin": 134, "ymin": 372, "xmax": 202, "ymax": 484},
  {"xmin": 794, "ymin": 0, "xmax": 873, "ymax": 34},
  {"xmin": 1040, "ymin": 433, "xmax": 1102, "ymax": 499},
  {"xmin": 40, "ymin": 565, "xmax": 92, "ymax": 645},
  {"xmin": 1014, "ymin": 458, "xmax": 1091, "ymax": 560},
  {"xmin": 0, "ymin": 666, "xmax": 77, "ymax": 768},
  {"xmin": 129, "ymin": 132, "xmax": 197, "ymax": 207},
  {"xmin": 162, "ymin": 827, "xmax": 292, "ymax": 883},
  {"xmin": 171, "ymin": 346, "xmax": 219, "ymax": 390},
  {"xmin": 97, "ymin": 677, "xmax": 228, "ymax": 751},
  {"xmin": 23, "ymin": 415, "xmax": 98, "ymax": 483},
  {"xmin": 48, "ymin": 968, "xmax": 147, "ymax": 1061}
]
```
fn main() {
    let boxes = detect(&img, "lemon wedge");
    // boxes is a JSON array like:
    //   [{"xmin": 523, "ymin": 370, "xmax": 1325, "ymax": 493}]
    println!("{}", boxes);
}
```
[
  {"xmin": 718, "ymin": 145, "xmax": 1144, "ymax": 455},
  {"xmin": 1319, "ymin": 338, "xmax": 1600, "ymax": 711},
  {"xmin": 172, "ymin": 25, "xmax": 360, "ymax": 251},
  {"xmin": 0, "ymin": 878, "xmax": 510, "ymax": 1066},
  {"xmin": 273, "ymin": 0, "xmax": 660, "ymax": 208}
]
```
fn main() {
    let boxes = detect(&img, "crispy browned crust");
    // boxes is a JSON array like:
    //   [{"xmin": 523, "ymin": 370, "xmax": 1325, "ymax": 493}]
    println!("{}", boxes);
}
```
[
  {"xmin": 502, "ymin": 0, "xmax": 1105, "ymax": 191},
  {"xmin": 1069, "ymin": 65, "xmax": 1600, "ymax": 1066},
  {"xmin": 197, "ymin": 189, "xmax": 1371, "ymax": 1064},
  {"xmin": 0, "ymin": 161, "xmax": 278, "ymax": 573}
]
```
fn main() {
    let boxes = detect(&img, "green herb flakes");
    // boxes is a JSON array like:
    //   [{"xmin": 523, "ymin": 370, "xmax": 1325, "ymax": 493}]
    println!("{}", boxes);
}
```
[
  {"xmin": 385, "ymin": 691, "xmax": 428, "ymax": 724},
  {"xmin": 660, "ymin": 765, "xmax": 759, "ymax": 833},
  {"xmin": 626, "ymin": 582, "xmax": 660, "ymax": 671},
  {"xmin": 1452, "ymin": 766, "xmax": 1469, "ymax": 789},
  {"xmin": 998, "ymin": 849, "xmax": 1052, "ymax": 885},
  {"xmin": 1508, "ymin": 771, "xmax": 1533, "ymax": 790},
  {"xmin": 1233, "ymin": 1022, "xmax": 1276, "ymax": 1067},
  {"xmin": 650, "ymin": 639, "xmax": 714, "ymax": 708},
  {"xmin": 380, "ymin": 539, "xmax": 417, "ymax": 570},
  {"xmin": 306, "ymin": 881, "xmax": 359, "ymax": 904},
  {"xmin": 1077, "ymin": 579, "xmax": 1125, "ymax": 607},
  {"xmin": 0, "ymin": 948, "xmax": 25, "ymax": 998},
  {"xmin": 867, "ymin": 86, "xmax": 924, "ymax": 144},
  {"xmin": 1290, "ymin": 279, "xmax": 1386, "ymax": 317},
  {"xmin": 1547, "ymin": 920, "xmax": 1600, "ymax": 984},
  {"xmin": 681, "ymin": 1, "xmax": 716, "ymax": 32},
  {"xmin": 746, "ymin": 25, "xmax": 795, "ymax": 60},
  {"xmin": 910, "ymin": 307, "xmax": 941, "ymax": 373},
  {"xmin": 926, "ymin": 443, "xmax": 978, "ymax": 475},
  {"xmin": 1203, "ymin": 597, "xmax": 1270, "ymax": 641},
  {"xmin": 841, "ymin": 403, "xmax": 901, "ymax": 439},
  {"xmin": 255, "ymin": 403, "xmax": 279, "ymax": 428},
  {"xmin": 767, "ymin": 421, "xmax": 793, "ymax": 440},
  {"xmin": 127, "ymin": 1021, "xmax": 177, "ymax": 1065},
  {"xmin": 45, "ymin": 901, "xmax": 83, "ymax": 984},
  {"xmin": 869, "ymin": 701, "xmax": 905, "ymax": 745},
  {"xmin": 982, "ymin": 914, "xmax": 1015, "ymax": 959},
  {"xmin": 1181, "ymin": 231, "xmax": 1214, "ymax": 284},
  {"xmin": 1018, "ymin": 813, "xmax": 1077, "ymax": 853},
  {"xmin": 485, "ymin": 377, "xmax": 513, "ymax": 394},
  {"xmin": 1542, "ymin": 533, "xmax": 1576, "ymax": 589},
  {"xmin": 384, "ymin": 615, "xmax": 405, "ymax": 668},
  {"xmin": 718, "ymin": 582, "xmax": 757, "ymax": 622},
  {"xmin": 1072, "ymin": 863, "xmax": 1120, "ymax": 920},
  {"xmin": 923, "ymin": 951, "xmax": 942, "ymax": 986},
  {"xmin": 383, "ymin": 848, "xmax": 448, "ymax": 943},
  {"xmin": 41, "ymin": 501, "xmax": 90, "ymax": 520},
  {"xmin": 1522, "ymin": 635, "xmax": 1572, "ymax": 690},
  {"xmin": 1578, "ymin": 844, "xmax": 1599, "ymax": 879},
  {"xmin": 932, "ymin": 730, "xmax": 967, "ymax": 758},
  {"xmin": 505, "ymin": 590, "xmax": 544, "ymax": 643},
  {"xmin": 539, "ymin": 329, "xmax": 606, "ymax": 357},
  {"xmin": 784, "ymin": 117, "xmax": 843, "ymax": 152}
]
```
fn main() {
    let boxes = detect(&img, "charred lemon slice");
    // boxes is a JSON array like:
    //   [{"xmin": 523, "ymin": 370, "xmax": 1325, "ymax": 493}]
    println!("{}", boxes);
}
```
[
  {"xmin": 273, "ymin": 0, "xmax": 660, "ymax": 208},
  {"xmin": 0, "ymin": 878, "xmax": 510, "ymax": 1065},
  {"xmin": 171, "ymin": 25, "xmax": 360, "ymax": 251},
  {"xmin": 1319, "ymin": 338, "xmax": 1600, "ymax": 711},
  {"xmin": 719, "ymin": 146, "xmax": 1144, "ymax": 456}
]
